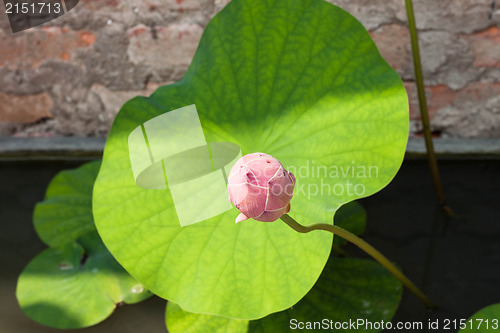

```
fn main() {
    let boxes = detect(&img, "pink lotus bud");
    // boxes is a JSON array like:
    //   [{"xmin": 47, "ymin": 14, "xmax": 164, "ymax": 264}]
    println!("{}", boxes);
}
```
[{"xmin": 227, "ymin": 153, "xmax": 296, "ymax": 223}]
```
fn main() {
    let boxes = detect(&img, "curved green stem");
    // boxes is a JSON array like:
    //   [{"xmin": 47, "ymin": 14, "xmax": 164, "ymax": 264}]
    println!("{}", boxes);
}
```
[
  {"xmin": 281, "ymin": 214, "xmax": 436, "ymax": 310},
  {"xmin": 405, "ymin": 0, "xmax": 453, "ymax": 217}
]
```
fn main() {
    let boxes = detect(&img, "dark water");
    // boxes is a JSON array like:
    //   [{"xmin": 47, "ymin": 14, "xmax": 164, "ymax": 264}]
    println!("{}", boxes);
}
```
[
  {"xmin": 1, "ymin": 159, "xmax": 499, "ymax": 332},
  {"xmin": 361, "ymin": 159, "xmax": 500, "ymax": 332},
  {"xmin": 0, "ymin": 160, "xmax": 167, "ymax": 333}
]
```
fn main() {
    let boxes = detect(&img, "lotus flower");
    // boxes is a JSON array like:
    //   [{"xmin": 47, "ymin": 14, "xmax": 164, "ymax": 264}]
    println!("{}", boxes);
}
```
[{"xmin": 227, "ymin": 153, "xmax": 296, "ymax": 223}]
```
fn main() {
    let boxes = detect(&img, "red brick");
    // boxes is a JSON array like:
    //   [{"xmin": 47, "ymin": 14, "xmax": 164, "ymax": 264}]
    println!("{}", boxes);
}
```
[
  {"xmin": 370, "ymin": 24, "xmax": 411, "ymax": 73},
  {"xmin": 80, "ymin": 0, "xmax": 119, "ymax": 10},
  {"xmin": 79, "ymin": 0, "xmax": 201, "ymax": 12},
  {"xmin": 79, "ymin": 32, "xmax": 96, "ymax": 45},
  {"xmin": 427, "ymin": 85, "xmax": 455, "ymax": 116},
  {"xmin": 430, "ymin": 82, "xmax": 500, "ymax": 137},
  {"xmin": 0, "ymin": 93, "xmax": 53, "ymax": 124},
  {"xmin": 127, "ymin": 24, "xmax": 203, "ymax": 69},
  {"xmin": 464, "ymin": 27, "xmax": 500, "ymax": 68},
  {"xmin": 405, "ymin": 83, "xmax": 456, "ymax": 121},
  {"xmin": 404, "ymin": 81, "xmax": 419, "ymax": 120},
  {"xmin": 0, "ymin": 28, "xmax": 96, "ymax": 69},
  {"xmin": 452, "ymin": 82, "xmax": 500, "ymax": 104},
  {"xmin": 408, "ymin": 81, "xmax": 500, "ymax": 119},
  {"xmin": 90, "ymin": 82, "xmax": 172, "ymax": 118}
]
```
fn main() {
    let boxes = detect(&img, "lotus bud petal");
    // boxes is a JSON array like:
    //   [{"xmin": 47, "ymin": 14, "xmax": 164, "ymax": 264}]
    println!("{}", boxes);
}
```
[{"xmin": 227, "ymin": 153, "xmax": 295, "ymax": 223}]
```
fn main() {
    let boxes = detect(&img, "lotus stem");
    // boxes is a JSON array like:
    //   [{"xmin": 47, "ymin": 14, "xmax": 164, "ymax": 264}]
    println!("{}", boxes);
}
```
[
  {"xmin": 405, "ymin": 0, "xmax": 453, "ymax": 216},
  {"xmin": 281, "ymin": 214, "xmax": 437, "ymax": 310}
]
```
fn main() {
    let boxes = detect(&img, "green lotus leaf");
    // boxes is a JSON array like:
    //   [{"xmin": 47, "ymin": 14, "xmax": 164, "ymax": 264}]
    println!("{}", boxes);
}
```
[
  {"xmin": 164, "ymin": 257, "xmax": 402, "ymax": 333},
  {"xmin": 249, "ymin": 257, "xmax": 402, "ymax": 333},
  {"xmin": 93, "ymin": 0, "xmax": 408, "ymax": 319},
  {"xmin": 18, "ymin": 161, "xmax": 151, "ymax": 329},
  {"xmin": 163, "ymin": 203, "xmax": 401, "ymax": 333},
  {"xmin": 167, "ymin": 302, "xmax": 249, "ymax": 333},
  {"xmin": 459, "ymin": 304, "xmax": 500, "ymax": 333},
  {"xmin": 16, "ymin": 233, "xmax": 151, "ymax": 329},
  {"xmin": 34, "ymin": 161, "xmax": 101, "ymax": 247}
]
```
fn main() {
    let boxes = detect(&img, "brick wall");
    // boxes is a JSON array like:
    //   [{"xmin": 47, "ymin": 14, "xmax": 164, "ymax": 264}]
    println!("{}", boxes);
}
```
[{"xmin": 0, "ymin": 0, "xmax": 499, "ymax": 138}]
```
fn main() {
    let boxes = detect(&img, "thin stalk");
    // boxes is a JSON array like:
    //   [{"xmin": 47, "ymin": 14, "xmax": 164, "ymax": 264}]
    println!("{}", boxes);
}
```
[
  {"xmin": 405, "ymin": 0, "xmax": 452, "ymax": 216},
  {"xmin": 281, "ymin": 214, "xmax": 436, "ymax": 310}
]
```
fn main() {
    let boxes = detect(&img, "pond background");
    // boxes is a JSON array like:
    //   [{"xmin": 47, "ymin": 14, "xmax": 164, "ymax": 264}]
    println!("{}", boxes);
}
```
[
  {"xmin": 1, "ymin": 158, "xmax": 499, "ymax": 332},
  {"xmin": 1, "ymin": 0, "xmax": 500, "ymax": 331}
]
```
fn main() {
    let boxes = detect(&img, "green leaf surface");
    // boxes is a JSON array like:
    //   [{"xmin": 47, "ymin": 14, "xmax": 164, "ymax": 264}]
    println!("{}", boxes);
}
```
[
  {"xmin": 163, "ymin": 203, "xmax": 401, "ymax": 333},
  {"xmin": 164, "ymin": 257, "xmax": 402, "ymax": 333},
  {"xmin": 167, "ymin": 302, "xmax": 249, "ymax": 333},
  {"xmin": 16, "ymin": 235, "xmax": 151, "ymax": 329},
  {"xmin": 18, "ymin": 161, "xmax": 151, "ymax": 329},
  {"xmin": 93, "ymin": 0, "xmax": 408, "ymax": 319},
  {"xmin": 34, "ymin": 161, "xmax": 101, "ymax": 247},
  {"xmin": 249, "ymin": 257, "xmax": 403, "ymax": 333},
  {"xmin": 458, "ymin": 304, "xmax": 500, "ymax": 333}
]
